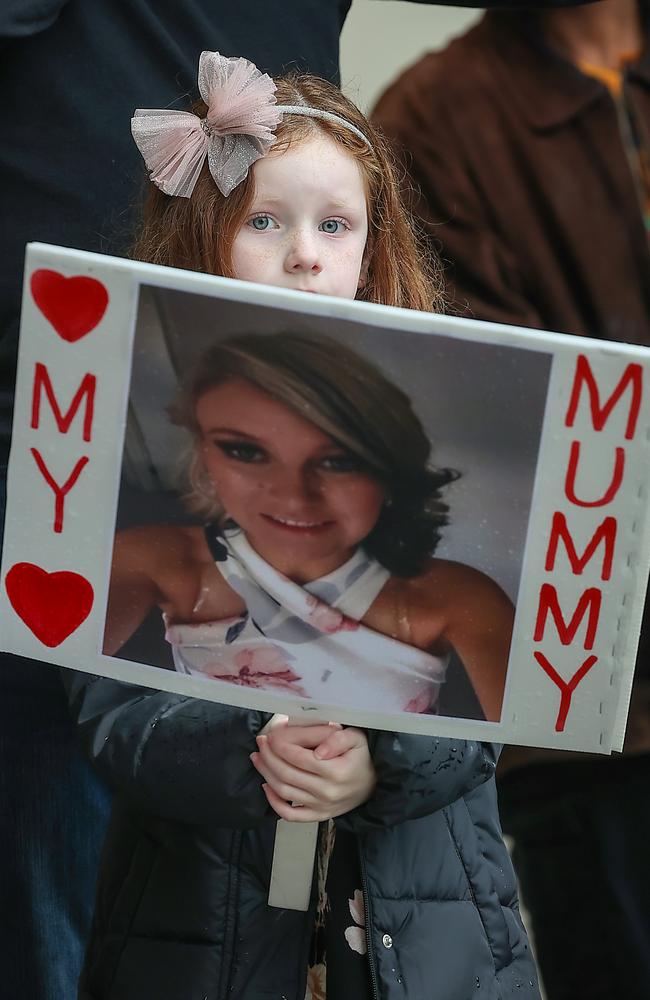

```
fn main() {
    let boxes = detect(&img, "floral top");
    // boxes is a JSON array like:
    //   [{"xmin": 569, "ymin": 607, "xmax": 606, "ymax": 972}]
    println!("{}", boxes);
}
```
[
  {"xmin": 165, "ymin": 524, "xmax": 448, "ymax": 715},
  {"xmin": 305, "ymin": 822, "xmax": 372, "ymax": 1000}
]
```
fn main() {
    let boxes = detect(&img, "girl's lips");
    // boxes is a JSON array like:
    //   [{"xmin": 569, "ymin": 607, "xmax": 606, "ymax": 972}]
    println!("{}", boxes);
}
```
[{"xmin": 261, "ymin": 513, "xmax": 335, "ymax": 534}]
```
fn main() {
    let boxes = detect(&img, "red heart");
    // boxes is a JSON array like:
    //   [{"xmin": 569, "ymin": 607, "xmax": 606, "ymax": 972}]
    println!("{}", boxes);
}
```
[
  {"xmin": 5, "ymin": 562, "xmax": 94, "ymax": 648},
  {"xmin": 30, "ymin": 269, "xmax": 109, "ymax": 342}
]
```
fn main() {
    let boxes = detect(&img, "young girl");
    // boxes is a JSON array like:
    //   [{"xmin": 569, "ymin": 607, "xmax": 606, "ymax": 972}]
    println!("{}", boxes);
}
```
[{"xmin": 66, "ymin": 52, "xmax": 540, "ymax": 1000}]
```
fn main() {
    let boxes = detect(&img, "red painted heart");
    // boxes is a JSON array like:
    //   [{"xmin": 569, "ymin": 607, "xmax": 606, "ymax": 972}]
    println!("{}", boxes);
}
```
[
  {"xmin": 30, "ymin": 269, "xmax": 109, "ymax": 342},
  {"xmin": 5, "ymin": 562, "xmax": 94, "ymax": 648}
]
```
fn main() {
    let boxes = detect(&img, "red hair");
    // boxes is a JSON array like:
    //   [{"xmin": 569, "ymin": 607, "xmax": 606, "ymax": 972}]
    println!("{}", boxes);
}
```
[{"xmin": 133, "ymin": 74, "xmax": 442, "ymax": 312}]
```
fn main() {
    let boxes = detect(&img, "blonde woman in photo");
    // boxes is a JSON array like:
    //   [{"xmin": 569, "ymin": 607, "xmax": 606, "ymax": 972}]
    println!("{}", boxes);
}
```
[{"xmin": 106, "ymin": 331, "xmax": 512, "ymax": 725}]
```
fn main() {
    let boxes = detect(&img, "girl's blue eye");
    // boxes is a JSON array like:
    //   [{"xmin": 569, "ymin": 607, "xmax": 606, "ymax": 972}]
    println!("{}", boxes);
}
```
[
  {"xmin": 248, "ymin": 215, "xmax": 274, "ymax": 231},
  {"xmin": 319, "ymin": 219, "xmax": 346, "ymax": 235}
]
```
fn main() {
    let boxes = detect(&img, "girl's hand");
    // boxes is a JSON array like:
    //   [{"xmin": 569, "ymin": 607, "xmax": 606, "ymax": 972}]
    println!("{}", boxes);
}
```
[{"xmin": 250, "ymin": 722, "xmax": 376, "ymax": 822}]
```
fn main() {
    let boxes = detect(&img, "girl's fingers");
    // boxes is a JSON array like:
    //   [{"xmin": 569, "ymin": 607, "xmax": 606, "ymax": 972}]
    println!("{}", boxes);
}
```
[
  {"xmin": 268, "ymin": 724, "xmax": 341, "ymax": 750},
  {"xmin": 253, "ymin": 761, "xmax": 317, "ymax": 805},
  {"xmin": 262, "ymin": 784, "xmax": 325, "ymax": 823},
  {"xmin": 314, "ymin": 726, "xmax": 367, "ymax": 760},
  {"xmin": 252, "ymin": 727, "xmax": 375, "ymax": 820},
  {"xmin": 261, "ymin": 735, "xmax": 327, "ymax": 776},
  {"xmin": 251, "ymin": 749, "xmax": 321, "ymax": 800}
]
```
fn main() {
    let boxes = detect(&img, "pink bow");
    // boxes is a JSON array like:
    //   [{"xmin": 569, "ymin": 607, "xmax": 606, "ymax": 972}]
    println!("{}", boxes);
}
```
[{"xmin": 131, "ymin": 51, "xmax": 282, "ymax": 198}]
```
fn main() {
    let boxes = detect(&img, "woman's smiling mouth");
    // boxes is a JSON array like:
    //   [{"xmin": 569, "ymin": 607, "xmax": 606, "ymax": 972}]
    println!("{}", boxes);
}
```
[{"xmin": 261, "ymin": 513, "xmax": 335, "ymax": 533}]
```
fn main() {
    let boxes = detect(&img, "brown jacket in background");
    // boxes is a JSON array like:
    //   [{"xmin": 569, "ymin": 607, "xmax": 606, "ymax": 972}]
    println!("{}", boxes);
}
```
[{"xmin": 373, "ymin": 9, "xmax": 650, "ymax": 346}]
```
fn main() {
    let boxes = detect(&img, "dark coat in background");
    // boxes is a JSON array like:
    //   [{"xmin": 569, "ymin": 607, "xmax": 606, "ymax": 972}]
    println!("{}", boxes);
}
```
[
  {"xmin": 63, "ymin": 673, "xmax": 539, "ymax": 1000},
  {"xmin": 0, "ymin": 5, "xmax": 352, "ymax": 997}
]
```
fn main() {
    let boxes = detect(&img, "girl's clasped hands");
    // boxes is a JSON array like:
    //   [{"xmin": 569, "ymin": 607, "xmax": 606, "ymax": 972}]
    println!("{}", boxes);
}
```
[{"xmin": 251, "ymin": 719, "xmax": 376, "ymax": 822}]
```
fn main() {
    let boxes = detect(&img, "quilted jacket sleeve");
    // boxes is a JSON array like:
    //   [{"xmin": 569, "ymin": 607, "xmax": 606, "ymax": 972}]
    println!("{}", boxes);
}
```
[
  {"xmin": 338, "ymin": 732, "xmax": 499, "ymax": 832},
  {"xmin": 62, "ymin": 670, "xmax": 273, "ymax": 828}
]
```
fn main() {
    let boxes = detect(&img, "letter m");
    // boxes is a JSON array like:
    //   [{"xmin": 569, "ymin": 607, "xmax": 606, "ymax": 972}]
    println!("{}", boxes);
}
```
[
  {"xmin": 534, "ymin": 583, "xmax": 602, "ymax": 650},
  {"xmin": 31, "ymin": 362, "xmax": 96, "ymax": 442},
  {"xmin": 565, "ymin": 354, "xmax": 642, "ymax": 441},
  {"xmin": 545, "ymin": 512, "xmax": 617, "ymax": 581}
]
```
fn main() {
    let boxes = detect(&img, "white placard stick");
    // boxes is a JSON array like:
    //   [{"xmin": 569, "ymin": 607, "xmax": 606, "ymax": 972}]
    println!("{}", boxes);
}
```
[
  {"xmin": 265, "ymin": 715, "xmax": 324, "ymax": 910},
  {"xmin": 268, "ymin": 818, "xmax": 319, "ymax": 911}
]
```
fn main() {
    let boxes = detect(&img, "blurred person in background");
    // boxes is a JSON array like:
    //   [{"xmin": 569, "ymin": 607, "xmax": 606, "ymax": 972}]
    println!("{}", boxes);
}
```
[{"xmin": 374, "ymin": 1, "xmax": 650, "ymax": 997}]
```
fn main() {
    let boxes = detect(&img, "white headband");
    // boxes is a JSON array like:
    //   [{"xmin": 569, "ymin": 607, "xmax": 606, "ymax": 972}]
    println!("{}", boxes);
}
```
[{"xmin": 275, "ymin": 104, "xmax": 372, "ymax": 148}]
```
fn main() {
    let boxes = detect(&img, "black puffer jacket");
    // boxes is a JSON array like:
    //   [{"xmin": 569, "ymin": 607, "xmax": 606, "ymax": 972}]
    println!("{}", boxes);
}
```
[{"xmin": 63, "ymin": 672, "xmax": 540, "ymax": 1000}]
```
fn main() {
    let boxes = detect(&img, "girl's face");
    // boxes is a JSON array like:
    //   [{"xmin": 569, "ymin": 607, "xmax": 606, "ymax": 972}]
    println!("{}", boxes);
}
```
[
  {"xmin": 230, "ymin": 134, "xmax": 369, "ymax": 300},
  {"xmin": 196, "ymin": 377, "xmax": 385, "ymax": 581}
]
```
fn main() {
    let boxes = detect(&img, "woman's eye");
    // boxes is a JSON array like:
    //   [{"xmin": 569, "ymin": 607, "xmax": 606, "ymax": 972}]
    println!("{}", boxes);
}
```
[
  {"xmin": 320, "ymin": 453, "xmax": 362, "ymax": 473},
  {"xmin": 247, "ymin": 215, "xmax": 275, "ymax": 232},
  {"xmin": 216, "ymin": 441, "xmax": 265, "ymax": 463},
  {"xmin": 319, "ymin": 219, "xmax": 347, "ymax": 235}
]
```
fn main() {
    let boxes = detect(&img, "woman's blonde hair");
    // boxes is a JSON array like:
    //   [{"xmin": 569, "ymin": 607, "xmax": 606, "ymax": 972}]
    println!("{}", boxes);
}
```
[
  {"xmin": 172, "ymin": 332, "xmax": 456, "ymax": 577},
  {"xmin": 134, "ymin": 74, "xmax": 443, "ymax": 312}
]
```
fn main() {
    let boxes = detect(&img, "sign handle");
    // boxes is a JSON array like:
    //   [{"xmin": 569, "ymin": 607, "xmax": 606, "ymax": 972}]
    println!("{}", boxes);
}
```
[
  {"xmin": 268, "ymin": 818, "xmax": 319, "ymax": 910},
  {"xmin": 265, "ymin": 715, "xmax": 323, "ymax": 910}
]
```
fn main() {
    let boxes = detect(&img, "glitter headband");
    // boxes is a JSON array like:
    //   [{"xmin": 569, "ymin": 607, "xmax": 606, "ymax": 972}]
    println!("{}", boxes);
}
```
[{"xmin": 131, "ymin": 51, "xmax": 373, "ymax": 199}]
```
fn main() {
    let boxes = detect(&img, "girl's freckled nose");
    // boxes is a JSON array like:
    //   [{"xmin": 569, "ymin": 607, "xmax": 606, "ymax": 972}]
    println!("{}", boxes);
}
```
[{"xmin": 284, "ymin": 230, "xmax": 323, "ymax": 274}]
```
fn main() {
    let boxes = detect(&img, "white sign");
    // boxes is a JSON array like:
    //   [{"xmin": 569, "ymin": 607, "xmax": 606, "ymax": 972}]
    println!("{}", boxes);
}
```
[{"xmin": 2, "ymin": 243, "xmax": 650, "ymax": 753}]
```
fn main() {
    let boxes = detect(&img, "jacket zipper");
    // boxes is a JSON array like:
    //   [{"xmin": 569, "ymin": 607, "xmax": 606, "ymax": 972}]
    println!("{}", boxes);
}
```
[
  {"xmin": 359, "ymin": 842, "xmax": 380, "ymax": 1000},
  {"xmin": 220, "ymin": 830, "xmax": 243, "ymax": 999}
]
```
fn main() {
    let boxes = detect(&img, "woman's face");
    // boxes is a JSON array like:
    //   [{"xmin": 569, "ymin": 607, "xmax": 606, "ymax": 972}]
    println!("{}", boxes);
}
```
[
  {"xmin": 230, "ymin": 134, "xmax": 369, "ymax": 300},
  {"xmin": 195, "ymin": 377, "xmax": 385, "ymax": 581}
]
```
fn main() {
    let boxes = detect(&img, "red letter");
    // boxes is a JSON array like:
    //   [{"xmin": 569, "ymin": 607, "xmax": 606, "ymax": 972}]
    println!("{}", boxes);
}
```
[
  {"xmin": 565, "ymin": 354, "xmax": 642, "ymax": 440},
  {"xmin": 534, "ymin": 651, "xmax": 599, "ymax": 731},
  {"xmin": 30, "ymin": 448, "xmax": 89, "ymax": 533},
  {"xmin": 545, "ymin": 511, "xmax": 617, "ymax": 581},
  {"xmin": 534, "ymin": 583, "xmax": 602, "ymax": 649},
  {"xmin": 564, "ymin": 440, "xmax": 624, "ymax": 508},
  {"xmin": 31, "ymin": 362, "xmax": 96, "ymax": 442}
]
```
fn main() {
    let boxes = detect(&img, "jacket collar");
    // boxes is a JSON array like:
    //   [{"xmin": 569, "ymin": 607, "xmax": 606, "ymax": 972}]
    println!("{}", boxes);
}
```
[{"xmin": 481, "ymin": 6, "xmax": 650, "ymax": 132}]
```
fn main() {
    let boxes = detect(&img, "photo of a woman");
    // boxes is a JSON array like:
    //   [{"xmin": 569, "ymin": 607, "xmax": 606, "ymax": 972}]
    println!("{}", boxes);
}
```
[{"xmin": 105, "ymin": 330, "xmax": 513, "ymax": 722}]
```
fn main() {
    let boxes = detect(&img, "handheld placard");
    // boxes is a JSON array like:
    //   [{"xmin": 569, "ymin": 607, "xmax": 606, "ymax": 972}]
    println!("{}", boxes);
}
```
[{"xmin": 3, "ymin": 244, "xmax": 650, "ymax": 761}]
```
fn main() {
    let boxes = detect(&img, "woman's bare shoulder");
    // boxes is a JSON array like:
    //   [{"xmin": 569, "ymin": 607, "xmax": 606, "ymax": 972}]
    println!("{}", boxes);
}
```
[
  {"xmin": 116, "ymin": 522, "xmax": 202, "ymax": 542},
  {"xmin": 402, "ymin": 558, "xmax": 513, "ymax": 645},
  {"xmin": 410, "ymin": 558, "xmax": 512, "ymax": 607},
  {"xmin": 114, "ymin": 524, "xmax": 206, "ymax": 571}
]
